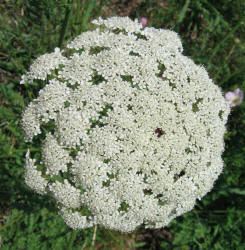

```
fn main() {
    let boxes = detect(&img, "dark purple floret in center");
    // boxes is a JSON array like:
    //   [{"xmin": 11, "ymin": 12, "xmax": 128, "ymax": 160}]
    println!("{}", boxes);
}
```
[{"xmin": 155, "ymin": 128, "xmax": 164, "ymax": 138}]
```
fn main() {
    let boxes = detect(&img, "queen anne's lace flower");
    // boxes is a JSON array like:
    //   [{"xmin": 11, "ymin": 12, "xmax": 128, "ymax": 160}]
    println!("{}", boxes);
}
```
[{"xmin": 21, "ymin": 16, "xmax": 230, "ymax": 233}]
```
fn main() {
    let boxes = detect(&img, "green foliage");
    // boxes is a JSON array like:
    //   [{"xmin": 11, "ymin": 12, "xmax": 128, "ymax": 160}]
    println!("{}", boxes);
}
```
[{"xmin": 1, "ymin": 0, "xmax": 245, "ymax": 249}]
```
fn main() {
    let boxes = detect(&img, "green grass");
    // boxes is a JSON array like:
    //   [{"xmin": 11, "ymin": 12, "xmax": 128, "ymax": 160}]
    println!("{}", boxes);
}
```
[{"xmin": 1, "ymin": 0, "xmax": 245, "ymax": 249}]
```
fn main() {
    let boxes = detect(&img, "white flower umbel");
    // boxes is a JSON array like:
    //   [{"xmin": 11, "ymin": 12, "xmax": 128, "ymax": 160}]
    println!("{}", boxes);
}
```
[
  {"xmin": 48, "ymin": 179, "xmax": 81, "ymax": 208},
  {"xmin": 20, "ymin": 48, "xmax": 67, "ymax": 84},
  {"xmin": 24, "ymin": 150, "xmax": 48, "ymax": 195},
  {"xmin": 42, "ymin": 133, "xmax": 71, "ymax": 176},
  {"xmin": 21, "ymin": 16, "xmax": 230, "ymax": 233}
]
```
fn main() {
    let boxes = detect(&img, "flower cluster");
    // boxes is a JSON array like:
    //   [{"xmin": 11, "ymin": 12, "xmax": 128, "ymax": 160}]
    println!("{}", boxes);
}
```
[{"xmin": 21, "ymin": 16, "xmax": 230, "ymax": 233}]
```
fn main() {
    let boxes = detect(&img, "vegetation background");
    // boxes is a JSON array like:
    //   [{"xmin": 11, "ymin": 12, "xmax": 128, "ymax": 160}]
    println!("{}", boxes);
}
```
[{"xmin": 1, "ymin": 0, "xmax": 245, "ymax": 249}]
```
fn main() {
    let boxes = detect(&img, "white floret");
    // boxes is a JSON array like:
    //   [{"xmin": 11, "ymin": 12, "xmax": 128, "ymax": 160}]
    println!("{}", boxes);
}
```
[
  {"xmin": 59, "ymin": 207, "xmax": 95, "ymax": 229},
  {"xmin": 49, "ymin": 180, "xmax": 81, "ymax": 208},
  {"xmin": 24, "ymin": 150, "xmax": 48, "ymax": 195},
  {"xmin": 42, "ymin": 133, "xmax": 71, "ymax": 176},
  {"xmin": 20, "ymin": 48, "xmax": 67, "ymax": 84}
]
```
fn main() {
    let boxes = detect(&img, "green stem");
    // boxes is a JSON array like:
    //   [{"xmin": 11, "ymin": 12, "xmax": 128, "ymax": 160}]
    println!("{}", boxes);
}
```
[
  {"xmin": 81, "ymin": 0, "xmax": 97, "ymax": 31},
  {"xmin": 176, "ymin": 0, "xmax": 191, "ymax": 25},
  {"xmin": 0, "ymin": 211, "xmax": 24, "ymax": 232},
  {"xmin": 58, "ymin": 0, "xmax": 74, "ymax": 48},
  {"xmin": 92, "ymin": 225, "xmax": 97, "ymax": 247},
  {"xmin": 209, "ymin": 21, "xmax": 243, "ymax": 63}
]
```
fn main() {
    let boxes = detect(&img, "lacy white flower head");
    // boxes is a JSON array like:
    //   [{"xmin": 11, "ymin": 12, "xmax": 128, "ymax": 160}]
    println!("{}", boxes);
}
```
[{"xmin": 21, "ymin": 16, "xmax": 230, "ymax": 233}]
